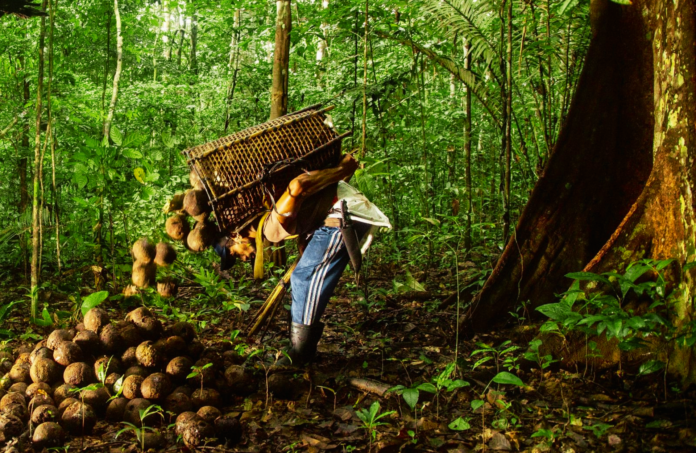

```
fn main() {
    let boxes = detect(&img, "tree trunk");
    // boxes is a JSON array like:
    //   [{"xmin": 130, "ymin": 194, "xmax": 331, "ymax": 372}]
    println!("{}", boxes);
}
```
[
  {"xmin": 268, "ymin": 0, "xmax": 292, "ymax": 267},
  {"xmin": 503, "ymin": 0, "xmax": 513, "ymax": 243},
  {"xmin": 466, "ymin": 0, "xmax": 694, "ymax": 380},
  {"xmin": 189, "ymin": 7, "xmax": 198, "ymax": 75},
  {"xmin": 463, "ymin": 40, "xmax": 472, "ymax": 251},
  {"xmin": 103, "ymin": 0, "xmax": 122, "ymax": 142},
  {"xmin": 19, "ymin": 56, "xmax": 30, "ymax": 279},
  {"xmin": 499, "ymin": 0, "xmax": 510, "ymax": 243},
  {"xmin": 30, "ymin": 0, "xmax": 47, "ymax": 319},
  {"xmin": 101, "ymin": 9, "xmax": 111, "ymax": 111},
  {"xmin": 316, "ymin": 0, "xmax": 328, "ymax": 64},
  {"xmin": 224, "ymin": 9, "xmax": 241, "ymax": 133},
  {"xmin": 270, "ymin": 0, "xmax": 291, "ymax": 120}
]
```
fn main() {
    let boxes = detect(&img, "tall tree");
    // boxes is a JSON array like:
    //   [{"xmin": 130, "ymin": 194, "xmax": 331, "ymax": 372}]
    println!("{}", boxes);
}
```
[
  {"xmin": 270, "ymin": 0, "xmax": 291, "ymax": 120},
  {"xmin": 103, "ymin": 0, "xmax": 122, "ymax": 142},
  {"xmin": 466, "ymin": 0, "xmax": 696, "ymax": 381},
  {"xmin": 463, "ymin": 39, "xmax": 472, "ymax": 250},
  {"xmin": 30, "ymin": 0, "xmax": 47, "ymax": 318}
]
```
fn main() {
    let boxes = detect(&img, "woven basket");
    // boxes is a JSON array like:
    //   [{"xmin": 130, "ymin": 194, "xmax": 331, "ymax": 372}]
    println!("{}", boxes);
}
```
[{"xmin": 183, "ymin": 105, "xmax": 348, "ymax": 233}]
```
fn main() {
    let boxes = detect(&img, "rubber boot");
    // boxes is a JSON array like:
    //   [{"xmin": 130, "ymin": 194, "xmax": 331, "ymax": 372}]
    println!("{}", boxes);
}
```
[{"xmin": 275, "ymin": 322, "xmax": 325, "ymax": 368}]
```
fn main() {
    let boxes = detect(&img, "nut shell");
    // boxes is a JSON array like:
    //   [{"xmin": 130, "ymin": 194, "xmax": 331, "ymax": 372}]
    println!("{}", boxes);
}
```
[
  {"xmin": 132, "ymin": 238, "xmax": 156, "ymax": 263},
  {"xmin": 46, "ymin": 330, "xmax": 73, "ymax": 350},
  {"xmin": 63, "ymin": 362, "xmax": 95, "ymax": 387},
  {"xmin": 136, "ymin": 341, "xmax": 162, "ymax": 368},
  {"xmin": 32, "ymin": 421, "xmax": 66, "ymax": 449},
  {"xmin": 53, "ymin": 341, "xmax": 83, "ymax": 366},
  {"xmin": 30, "ymin": 358, "xmax": 60, "ymax": 384},
  {"xmin": 84, "ymin": 308, "xmax": 110, "ymax": 333}
]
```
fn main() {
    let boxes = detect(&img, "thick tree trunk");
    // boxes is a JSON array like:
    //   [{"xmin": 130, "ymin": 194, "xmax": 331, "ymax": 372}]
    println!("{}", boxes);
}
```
[
  {"xmin": 465, "ymin": 0, "xmax": 655, "ymax": 330},
  {"xmin": 468, "ymin": 0, "xmax": 696, "ymax": 379}
]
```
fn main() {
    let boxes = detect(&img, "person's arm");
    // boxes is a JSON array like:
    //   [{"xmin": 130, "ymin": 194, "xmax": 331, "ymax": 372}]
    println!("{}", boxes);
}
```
[{"xmin": 271, "ymin": 154, "xmax": 358, "ymax": 232}]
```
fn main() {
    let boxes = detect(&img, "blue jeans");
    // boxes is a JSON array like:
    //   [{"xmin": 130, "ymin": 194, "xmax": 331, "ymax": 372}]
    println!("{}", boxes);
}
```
[{"xmin": 291, "ymin": 223, "xmax": 369, "ymax": 325}]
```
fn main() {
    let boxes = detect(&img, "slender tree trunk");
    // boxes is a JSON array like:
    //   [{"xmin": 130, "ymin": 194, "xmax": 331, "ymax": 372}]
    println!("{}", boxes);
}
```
[
  {"xmin": 189, "ymin": 8, "xmax": 198, "ymax": 75},
  {"xmin": 269, "ymin": 0, "xmax": 292, "ymax": 267},
  {"xmin": 19, "ymin": 56, "xmax": 30, "ymax": 279},
  {"xmin": 103, "ymin": 0, "xmax": 122, "ymax": 142},
  {"xmin": 463, "ymin": 40, "xmax": 472, "ymax": 250},
  {"xmin": 30, "ymin": 0, "xmax": 48, "ymax": 319},
  {"xmin": 316, "ymin": 0, "xmax": 329, "ymax": 82},
  {"xmin": 101, "ymin": 9, "xmax": 111, "ymax": 111},
  {"xmin": 163, "ymin": 0, "xmax": 171, "ymax": 60},
  {"xmin": 502, "ymin": 0, "xmax": 513, "ymax": 242},
  {"xmin": 499, "ymin": 0, "xmax": 510, "ymax": 243},
  {"xmin": 224, "ymin": 9, "xmax": 241, "ymax": 133},
  {"xmin": 51, "ymin": 127, "xmax": 59, "ymax": 271},
  {"xmin": 270, "ymin": 0, "xmax": 291, "ymax": 120},
  {"xmin": 176, "ymin": 15, "xmax": 185, "ymax": 67},
  {"xmin": 350, "ymin": 10, "xmax": 359, "ymax": 149},
  {"xmin": 360, "ymin": 0, "xmax": 368, "ymax": 157}
]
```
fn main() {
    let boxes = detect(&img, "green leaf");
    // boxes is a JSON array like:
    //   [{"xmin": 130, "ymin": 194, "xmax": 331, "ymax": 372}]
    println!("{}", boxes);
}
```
[
  {"xmin": 638, "ymin": 360, "xmax": 665, "ymax": 376},
  {"xmin": 81, "ymin": 291, "xmax": 109, "ymax": 316},
  {"xmin": 446, "ymin": 380, "xmax": 470, "ymax": 392},
  {"xmin": 162, "ymin": 130, "xmax": 175, "ymax": 148},
  {"xmin": 536, "ymin": 301, "xmax": 575, "ymax": 322},
  {"xmin": 0, "ymin": 302, "xmax": 18, "ymax": 322},
  {"xmin": 417, "ymin": 383, "xmax": 437, "ymax": 393},
  {"xmin": 122, "ymin": 149, "xmax": 143, "ymax": 159},
  {"xmin": 565, "ymin": 272, "xmax": 611, "ymax": 285},
  {"xmin": 123, "ymin": 131, "xmax": 148, "ymax": 148},
  {"xmin": 609, "ymin": 0, "xmax": 631, "ymax": 4},
  {"xmin": 74, "ymin": 172, "xmax": 88, "ymax": 189},
  {"xmin": 471, "ymin": 399, "xmax": 484, "ymax": 411},
  {"xmin": 448, "ymin": 417, "xmax": 470, "ymax": 431},
  {"xmin": 402, "ymin": 388, "xmax": 419, "ymax": 410},
  {"xmin": 110, "ymin": 126, "xmax": 123, "ymax": 146},
  {"xmin": 491, "ymin": 371, "xmax": 524, "ymax": 387}
]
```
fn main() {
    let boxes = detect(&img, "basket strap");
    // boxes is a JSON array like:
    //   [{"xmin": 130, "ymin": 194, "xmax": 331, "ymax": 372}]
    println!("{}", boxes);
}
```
[{"xmin": 254, "ymin": 212, "xmax": 271, "ymax": 280}]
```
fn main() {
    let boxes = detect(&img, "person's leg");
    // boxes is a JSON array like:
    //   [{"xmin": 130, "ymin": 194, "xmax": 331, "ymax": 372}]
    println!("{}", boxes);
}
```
[
  {"xmin": 291, "ymin": 226, "xmax": 349, "ymax": 325},
  {"xmin": 278, "ymin": 223, "xmax": 369, "ymax": 367}
]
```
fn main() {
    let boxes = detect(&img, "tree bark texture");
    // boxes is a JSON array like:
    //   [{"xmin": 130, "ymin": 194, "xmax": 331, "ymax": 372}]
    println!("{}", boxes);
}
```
[
  {"xmin": 30, "ymin": 0, "xmax": 47, "ymax": 319},
  {"xmin": 103, "ymin": 0, "xmax": 122, "ymax": 142},
  {"xmin": 270, "ymin": 0, "xmax": 291, "ymax": 120},
  {"xmin": 466, "ymin": 0, "xmax": 657, "ymax": 331},
  {"xmin": 464, "ymin": 40, "xmax": 472, "ymax": 251}
]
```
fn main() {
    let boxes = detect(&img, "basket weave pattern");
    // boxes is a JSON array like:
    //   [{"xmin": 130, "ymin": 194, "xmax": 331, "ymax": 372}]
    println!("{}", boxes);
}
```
[{"xmin": 183, "ymin": 106, "xmax": 345, "ymax": 233}]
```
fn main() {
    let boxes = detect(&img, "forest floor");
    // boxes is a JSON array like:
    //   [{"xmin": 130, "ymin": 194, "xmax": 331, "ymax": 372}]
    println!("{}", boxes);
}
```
[{"xmin": 0, "ymin": 259, "xmax": 695, "ymax": 453}]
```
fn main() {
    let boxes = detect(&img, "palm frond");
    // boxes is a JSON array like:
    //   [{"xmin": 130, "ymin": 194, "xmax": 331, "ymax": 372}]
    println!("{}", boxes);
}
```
[
  {"xmin": 420, "ymin": 0, "xmax": 500, "ymax": 69},
  {"xmin": 377, "ymin": 31, "xmax": 501, "ymax": 127}
]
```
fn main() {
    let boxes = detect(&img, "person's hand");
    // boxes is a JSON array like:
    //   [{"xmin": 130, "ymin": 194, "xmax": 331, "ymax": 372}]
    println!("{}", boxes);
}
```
[{"xmin": 339, "ymin": 153, "xmax": 359, "ymax": 175}]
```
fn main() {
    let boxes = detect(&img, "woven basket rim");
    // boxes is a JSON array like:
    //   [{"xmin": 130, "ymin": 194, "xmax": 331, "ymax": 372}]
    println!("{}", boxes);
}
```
[{"xmin": 182, "ymin": 104, "xmax": 325, "ymax": 158}]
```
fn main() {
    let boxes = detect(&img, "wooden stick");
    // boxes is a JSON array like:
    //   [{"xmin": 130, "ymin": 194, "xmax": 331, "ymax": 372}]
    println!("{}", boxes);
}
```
[{"xmin": 348, "ymin": 378, "xmax": 393, "ymax": 398}]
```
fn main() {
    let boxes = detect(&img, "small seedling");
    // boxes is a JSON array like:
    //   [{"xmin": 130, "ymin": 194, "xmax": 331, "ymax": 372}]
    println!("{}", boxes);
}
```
[
  {"xmin": 187, "ymin": 362, "xmax": 213, "ymax": 394},
  {"xmin": 356, "ymin": 401, "xmax": 396, "ymax": 451},
  {"xmin": 116, "ymin": 404, "xmax": 163, "ymax": 452}
]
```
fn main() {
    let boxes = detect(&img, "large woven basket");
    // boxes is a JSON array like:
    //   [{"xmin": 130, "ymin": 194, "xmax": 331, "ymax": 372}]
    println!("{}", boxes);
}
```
[{"xmin": 183, "ymin": 105, "xmax": 349, "ymax": 233}]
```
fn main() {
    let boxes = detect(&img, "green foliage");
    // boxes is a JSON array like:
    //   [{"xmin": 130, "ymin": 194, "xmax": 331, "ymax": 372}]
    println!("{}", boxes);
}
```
[
  {"xmin": 356, "ymin": 401, "xmax": 396, "ymax": 442},
  {"xmin": 116, "ymin": 404, "xmax": 163, "ymax": 452},
  {"xmin": 80, "ymin": 291, "xmax": 109, "ymax": 316},
  {"xmin": 536, "ymin": 259, "xmax": 678, "ymax": 368}
]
